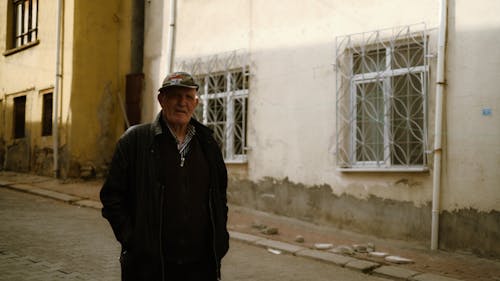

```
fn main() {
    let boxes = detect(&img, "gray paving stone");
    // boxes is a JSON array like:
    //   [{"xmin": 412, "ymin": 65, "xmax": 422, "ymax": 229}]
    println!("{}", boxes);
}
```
[
  {"xmin": 345, "ymin": 259, "xmax": 380, "ymax": 272},
  {"xmin": 410, "ymin": 273, "xmax": 464, "ymax": 281},
  {"xmin": 296, "ymin": 249, "xmax": 355, "ymax": 266},
  {"xmin": 229, "ymin": 231, "xmax": 263, "ymax": 244},
  {"xmin": 373, "ymin": 265, "xmax": 420, "ymax": 280},
  {"xmin": 255, "ymin": 239, "xmax": 305, "ymax": 254},
  {"xmin": 0, "ymin": 188, "xmax": 120, "ymax": 281}
]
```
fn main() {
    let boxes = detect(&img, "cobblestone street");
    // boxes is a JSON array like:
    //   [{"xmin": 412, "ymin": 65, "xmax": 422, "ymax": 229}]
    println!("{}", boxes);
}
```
[
  {"xmin": 0, "ymin": 188, "xmax": 120, "ymax": 281},
  {"xmin": 0, "ymin": 188, "xmax": 394, "ymax": 281}
]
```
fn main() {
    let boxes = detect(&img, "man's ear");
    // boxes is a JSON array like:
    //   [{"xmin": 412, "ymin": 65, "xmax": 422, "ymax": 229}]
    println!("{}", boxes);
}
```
[{"xmin": 194, "ymin": 95, "xmax": 200, "ymax": 107}]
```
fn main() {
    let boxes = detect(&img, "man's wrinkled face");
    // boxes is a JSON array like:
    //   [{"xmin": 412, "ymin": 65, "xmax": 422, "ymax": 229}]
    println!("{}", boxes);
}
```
[{"xmin": 158, "ymin": 86, "xmax": 198, "ymax": 127}]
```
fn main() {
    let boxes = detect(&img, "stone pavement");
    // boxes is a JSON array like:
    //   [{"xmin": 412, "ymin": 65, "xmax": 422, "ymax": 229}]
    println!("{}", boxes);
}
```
[
  {"xmin": 0, "ymin": 171, "xmax": 498, "ymax": 281},
  {"xmin": 0, "ymin": 188, "xmax": 393, "ymax": 281}
]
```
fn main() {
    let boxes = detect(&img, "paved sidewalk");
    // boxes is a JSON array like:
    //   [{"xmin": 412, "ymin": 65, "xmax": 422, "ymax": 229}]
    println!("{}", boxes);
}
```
[{"xmin": 1, "ymin": 171, "xmax": 499, "ymax": 281}]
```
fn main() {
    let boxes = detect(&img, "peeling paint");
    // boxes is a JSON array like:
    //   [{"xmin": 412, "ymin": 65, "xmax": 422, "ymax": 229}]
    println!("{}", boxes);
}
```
[
  {"xmin": 5, "ymin": 140, "xmax": 29, "ymax": 172},
  {"xmin": 229, "ymin": 177, "xmax": 431, "ymax": 240},
  {"xmin": 229, "ymin": 177, "xmax": 500, "ymax": 257},
  {"xmin": 32, "ymin": 146, "xmax": 53, "ymax": 176},
  {"xmin": 440, "ymin": 208, "xmax": 500, "ymax": 258}
]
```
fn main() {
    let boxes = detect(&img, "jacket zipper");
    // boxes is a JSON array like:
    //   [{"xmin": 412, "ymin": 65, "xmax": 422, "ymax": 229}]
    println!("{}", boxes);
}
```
[
  {"xmin": 208, "ymin": 190, "xmax": 221, "ymax": 280},
  {"xmin": 159, "ymin": 184, "xmax": 166, "ymax": 281}
]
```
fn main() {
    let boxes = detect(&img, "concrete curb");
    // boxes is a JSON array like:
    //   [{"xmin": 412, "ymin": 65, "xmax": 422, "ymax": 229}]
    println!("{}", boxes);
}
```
[
  {"xmin": 1, "ymin": 183, "xmax": 83, "ymax": 205},
  {"xmin": 1, "ymin": 182, "xmax": 465, "ymax": 281},
  {"xmin": 410, "ymin": 273, "xmax": 464, "ymax": 281},
  {"xmin": 296, "ymin": 249, "xmax": 356, "ymax": 266},
  {"xmin": 74, "ymin": 199, "xmax": 103, "ymax": 209},
  {"xmin": 373, "ymin": 265, "xmax": 420, "ymax": 280},
  {"xmin": 255, "ymin": 239, "xmax": 305, "ymax": 255}
]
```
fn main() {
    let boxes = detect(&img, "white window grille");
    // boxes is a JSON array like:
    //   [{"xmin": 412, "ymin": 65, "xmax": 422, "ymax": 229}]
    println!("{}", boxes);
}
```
[
  {"xmin": 176, "ymin": 51, "xmax": 249, "ymax": 163},
  {"xmin": 335, "ymin": 24, "xmax": 429, "ymax": 171}
]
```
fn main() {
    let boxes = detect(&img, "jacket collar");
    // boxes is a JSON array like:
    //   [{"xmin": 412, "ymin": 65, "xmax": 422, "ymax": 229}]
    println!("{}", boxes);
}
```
[
  {"xmin": 151, "ymin": 112, "xmax": 164, "ymax": 137},
  {"xmin": 151, "ymin": 112, "xmax": 213, "ymax": 142}
]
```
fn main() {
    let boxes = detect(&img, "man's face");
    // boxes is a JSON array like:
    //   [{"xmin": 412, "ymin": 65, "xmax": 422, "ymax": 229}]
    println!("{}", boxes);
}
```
[{"xmin": 158, "ymin": 86, "xmax": 199, "ymax": 127}]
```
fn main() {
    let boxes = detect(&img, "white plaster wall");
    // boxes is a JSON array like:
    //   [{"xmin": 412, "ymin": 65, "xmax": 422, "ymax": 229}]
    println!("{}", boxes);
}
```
[
  {"xmin": 143, "ymin": 0, "xmax": 500, "ymax": 212},
  {"xmin": 442, "ymin": 0, "xmax": 500, "ymax": 211},
  {"xmin": 246, "ymin": 0, "xmax": 438, "ymax": 206}
]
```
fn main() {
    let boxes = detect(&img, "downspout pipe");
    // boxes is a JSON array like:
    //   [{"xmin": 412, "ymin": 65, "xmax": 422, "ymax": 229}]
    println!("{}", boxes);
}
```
[
  {"xmin": 53, "ymin": 0, "xmax": 63, "ymax": 178},
  {"xmin": 166, "ymin": 0, "xmax": 177, "ymax": 74},
  {"xmin": 431, "ymin": 0, "xmax": 448, "ymax": 251},
  {"xmin": 131, "ymin": 0, "xmax": 145, "ymax": 75},
  {"xmin": 124, "ymin": 0, "xmax": 145, "ymax": 127}
]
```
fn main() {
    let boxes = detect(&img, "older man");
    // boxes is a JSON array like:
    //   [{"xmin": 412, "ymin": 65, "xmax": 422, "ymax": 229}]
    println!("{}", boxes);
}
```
[{"xmin": 100, "ymin": 72, "xmax": 229, "ymax": 281}]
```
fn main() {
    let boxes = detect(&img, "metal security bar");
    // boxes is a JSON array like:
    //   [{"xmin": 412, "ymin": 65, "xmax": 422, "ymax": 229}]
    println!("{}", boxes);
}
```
[
  {"xmin": 335, "ymin": 24, "xmax": 429, "ymax": 170},
  {"xmin": 176, "ymin": 50, "xmax": 249, "ymax": 162}
]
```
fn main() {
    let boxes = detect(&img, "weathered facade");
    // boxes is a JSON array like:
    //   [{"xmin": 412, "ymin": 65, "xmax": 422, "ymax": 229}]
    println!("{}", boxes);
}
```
[
  {"xmin": 0, "ymin": 0, "xmax": 133, "ymax": 177},
  {"xmin": 2, "ymin": 0, "xmax": 498, "ymax": 259},
  {"xmin": 143, "ymin": 0, "xmax": 500, "ymax": 257}
]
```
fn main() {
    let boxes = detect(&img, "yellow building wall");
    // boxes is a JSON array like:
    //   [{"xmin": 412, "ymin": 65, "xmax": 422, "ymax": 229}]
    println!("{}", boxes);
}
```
[
  {"xmin": 0, "ymin": 0, "xmax": 131, "ymax": 177},
  {"xmin": 67, "ymin": 0, "xmax": 132, "ymax": 177}
]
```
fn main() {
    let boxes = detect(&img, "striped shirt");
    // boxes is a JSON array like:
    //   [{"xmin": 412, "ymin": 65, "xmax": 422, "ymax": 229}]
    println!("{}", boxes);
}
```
[{"xmin": 166, "ymin": 123, "xmax": 196, "ymax": 167}]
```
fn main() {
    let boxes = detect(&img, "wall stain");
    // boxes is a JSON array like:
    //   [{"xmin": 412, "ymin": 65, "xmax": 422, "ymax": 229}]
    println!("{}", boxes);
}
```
[{"xmin": 228, "ymin": 177, "xmax": 500, "ymax": 258}]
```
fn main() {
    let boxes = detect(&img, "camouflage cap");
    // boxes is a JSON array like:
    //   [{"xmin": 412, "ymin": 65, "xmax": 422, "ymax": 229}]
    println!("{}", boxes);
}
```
[{"xmin": 158, "ymin": 71, "xmax": 199, "ymax": 92}]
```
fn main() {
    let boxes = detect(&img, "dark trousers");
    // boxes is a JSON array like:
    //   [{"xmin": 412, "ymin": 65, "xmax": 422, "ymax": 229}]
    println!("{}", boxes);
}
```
[
  {"xmin": 120, "ymin": 250, "xmax": 217, "ymax": 281},
  {"xmin": 164, "ymin": 259, "xmax": 217, "ymax": 281}
]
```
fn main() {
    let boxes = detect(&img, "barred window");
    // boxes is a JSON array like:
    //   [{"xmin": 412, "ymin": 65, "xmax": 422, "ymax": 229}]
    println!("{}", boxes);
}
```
[
  {"xmin": 12, "ymin": 0, "xmax": 38, "ymax": 48},
  {"xmin": 194, "ymin": 69, "xmax": 249, "ymax": 162},
  {"xmin": 176, "ymin": 50, "xmax": 250, "ymax": 163},
  {"xmin": 335, "ymin": 25, "xmax": 428, "ymax": 170}
]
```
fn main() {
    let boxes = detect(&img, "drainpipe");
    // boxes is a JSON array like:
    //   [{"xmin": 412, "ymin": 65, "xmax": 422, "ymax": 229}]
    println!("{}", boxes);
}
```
[
  {"xmin": 166, "ymin": 0, "xmax": 177, "ymax": 74},
  {"xmin": 431, "ymin": 0, "xmax": 448, "ymax": 251},
  {"xmin": 53, "ymin": 0, "xmax": 63, "ymax": 178},
  {"xmin": 125, "ymin": 0, "xmax": 145, "ymax": 126}
]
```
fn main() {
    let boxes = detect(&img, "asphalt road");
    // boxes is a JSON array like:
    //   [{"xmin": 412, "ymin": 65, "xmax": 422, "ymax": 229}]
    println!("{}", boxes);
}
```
[{"xmin": 0, "ymin": 187, "xmax": 390, "ymax": 281}]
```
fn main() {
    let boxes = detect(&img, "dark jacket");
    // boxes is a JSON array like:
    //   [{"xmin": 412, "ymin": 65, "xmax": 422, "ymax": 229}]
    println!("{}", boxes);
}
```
[{"xmin": 100, "ymin": 113, "xmax": 229, "ymax": 281}]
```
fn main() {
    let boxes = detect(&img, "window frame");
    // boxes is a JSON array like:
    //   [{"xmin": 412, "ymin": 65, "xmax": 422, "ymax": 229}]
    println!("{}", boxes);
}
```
[
  {"xmin": 4, "ymin": 0, "xmax": 39, "ymax": 55},
  {"xmin": 350, "ymin": 59, "xmax": 428, "ymax": 168},
  {"xmin": 335, "ymin": 25, "xmax": 429, "ymax": 172},
  {"xmin": 196, "ymin": 69, "xmax": 250, "ymax": 163}
]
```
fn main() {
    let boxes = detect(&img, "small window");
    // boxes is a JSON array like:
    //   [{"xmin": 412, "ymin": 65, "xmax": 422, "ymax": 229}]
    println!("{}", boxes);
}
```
[
  {"xmin": 9, "ymin": 0, "xmax": 38, "ymax": 49},
  {"xmin": 13, "ymin": 96, "xmax": 26, "ymax": 139},
  {"xmin": 41, "ymin": 93, "xmax": 53, "ymax": 136}
]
